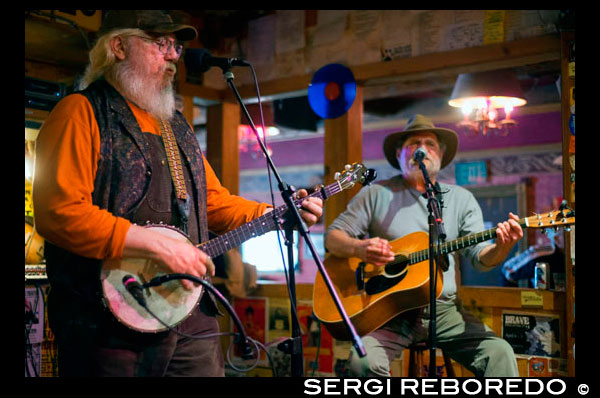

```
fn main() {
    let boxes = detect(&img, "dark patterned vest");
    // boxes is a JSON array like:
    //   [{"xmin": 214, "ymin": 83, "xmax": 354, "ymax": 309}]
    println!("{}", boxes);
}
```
[{"xmin": 45, "ymin": 79, "xmax": 209, "ymax": 320}]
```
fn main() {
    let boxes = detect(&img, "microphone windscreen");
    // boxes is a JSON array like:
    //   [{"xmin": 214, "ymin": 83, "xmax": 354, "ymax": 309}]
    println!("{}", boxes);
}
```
[
  {"xmin": 413, "ymin": 147, "xmax": 427, "ymax": 162},
  {"xmin": 184, "ymin": 48, "xmax": 212, "ymax": 74}
]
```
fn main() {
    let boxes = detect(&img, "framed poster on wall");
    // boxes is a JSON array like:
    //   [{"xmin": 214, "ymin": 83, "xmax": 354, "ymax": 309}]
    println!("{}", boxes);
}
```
[{"xmin": 502, "ymin": 311, "xmax": 561, "ymax": 358}]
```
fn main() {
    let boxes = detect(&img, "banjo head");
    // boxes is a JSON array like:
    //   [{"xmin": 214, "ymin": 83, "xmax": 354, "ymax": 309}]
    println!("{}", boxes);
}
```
[{"xmin": 101, "ymin": 224, "xmax": 204, "ymax": 333}]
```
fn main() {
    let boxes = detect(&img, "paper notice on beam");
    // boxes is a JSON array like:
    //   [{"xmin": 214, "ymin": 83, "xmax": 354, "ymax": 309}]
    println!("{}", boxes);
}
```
[
  {"xmin": 416, "ymin": 10, "xmax": 487, "ymax": 55},
  {"xmin": 505, "ymin": 10, "xmax": 559, "ymax": 41},
  {"xmin": 306, "ymin": 34, "xmax": 350, "ymax": 70},
  {"xmin": 248, "ymin": 14, "xmax": 276, "ymax": 65},
  {"xmin": 276, "ymin": 10, "xmax": 305, "ymax": 55},
  {"xmin": 441, "ymin": 10, "xmax": 484, "ymax": 51},
  {"xmin": 349, "ymin": 10, "xmax": 380, "ymax": 40},
  {"xmin": 312, "ymin": 10, "xmax": 348, "ymax": 47},
  {"xmin": 348, "ymin": 10, "xmax": 382, "ymax": 64},
  {"xmin": 484, "ymin": 10, "xmax": 506, "ymax": 44},
  {"xmin": 441, "ymin": 19, "xmax": 484, "ymax": 51},
  {"xmin": 452, "ymin": 10, "xmax": 485, "ymax": 24},
  {"xmin": 381, "ymin": 10, "xmax": 419, "ymax": 60},
  {"xmin": 417, "ymin": 11, "xmax": 450, "ymax": 55}
]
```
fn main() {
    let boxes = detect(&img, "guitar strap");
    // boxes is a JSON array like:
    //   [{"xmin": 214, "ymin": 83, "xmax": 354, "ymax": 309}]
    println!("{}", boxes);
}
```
[{"xmin": 160, "ymin": 119, "xmax": 191, "ymax": 233}]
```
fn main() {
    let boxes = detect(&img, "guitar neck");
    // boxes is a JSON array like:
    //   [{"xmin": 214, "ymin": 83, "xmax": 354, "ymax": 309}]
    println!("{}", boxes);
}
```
[
  {"xmin": 199, "ymin": 181, "xmax": 342, "ymax": 258},
  {"xmin": 409, "ymin": 219, "xmax": 528, "ymax": 264}
]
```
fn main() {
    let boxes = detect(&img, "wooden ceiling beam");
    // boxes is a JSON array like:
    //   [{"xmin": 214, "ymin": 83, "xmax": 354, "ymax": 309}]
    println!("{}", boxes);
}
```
[{"xmin": 210, "ymin": 35, "xmax": 561, "ymax": 102}]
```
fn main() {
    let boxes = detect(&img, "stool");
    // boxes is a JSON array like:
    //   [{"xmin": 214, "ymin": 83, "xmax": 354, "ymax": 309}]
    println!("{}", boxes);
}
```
[{"xmin": 408, "ymin": 342, "xmax": 455, "ymax": 377}]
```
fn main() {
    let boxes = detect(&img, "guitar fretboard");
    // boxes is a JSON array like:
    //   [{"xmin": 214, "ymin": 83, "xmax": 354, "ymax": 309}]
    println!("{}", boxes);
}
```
[
  {"xmin": 198, "ymin": 182, "xmax": 342, "ymax": 258},
  {"xmin": 407, "ymin": 219, "xmax": 528, "ymax": 264}
]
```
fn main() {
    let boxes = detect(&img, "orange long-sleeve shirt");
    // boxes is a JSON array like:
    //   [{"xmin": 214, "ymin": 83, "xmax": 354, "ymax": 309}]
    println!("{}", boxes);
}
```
[{"xmin": 33, "ymin": 93, "xmax": 270, "ymax": 260}]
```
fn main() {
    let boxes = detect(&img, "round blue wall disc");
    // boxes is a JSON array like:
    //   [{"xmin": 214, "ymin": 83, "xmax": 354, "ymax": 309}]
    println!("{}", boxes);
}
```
[{"xmin": 308, "ymin": 64, "xmax": 356, "ymax": 119}]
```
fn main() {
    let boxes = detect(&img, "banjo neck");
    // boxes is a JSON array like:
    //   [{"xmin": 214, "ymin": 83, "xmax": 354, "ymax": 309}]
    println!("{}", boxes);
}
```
[{"xmin": 198, "ymin": 182, "xmax": 342, "ymax": 258}]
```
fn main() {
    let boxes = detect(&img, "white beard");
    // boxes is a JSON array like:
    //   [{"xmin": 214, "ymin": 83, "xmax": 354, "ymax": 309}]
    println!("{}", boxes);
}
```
[{"xmin": 107, "ymin": 56, "xmax": 176, "ymax": 121}]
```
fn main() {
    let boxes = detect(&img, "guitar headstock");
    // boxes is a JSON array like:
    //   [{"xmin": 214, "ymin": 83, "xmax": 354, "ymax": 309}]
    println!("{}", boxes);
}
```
[
  {"xmin": 334, "ymin": 163, "xmax": 377, "ymax": 190},
  {"xmin": 525, "ymin": 209, "xmax": 575, "ymax": 231}
]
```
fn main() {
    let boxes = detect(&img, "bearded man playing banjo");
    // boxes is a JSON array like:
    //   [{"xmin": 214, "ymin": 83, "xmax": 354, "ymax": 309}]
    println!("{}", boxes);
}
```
[{"xmin": 33, "ymin": 10, "xmax": 323, "ymax": 377}]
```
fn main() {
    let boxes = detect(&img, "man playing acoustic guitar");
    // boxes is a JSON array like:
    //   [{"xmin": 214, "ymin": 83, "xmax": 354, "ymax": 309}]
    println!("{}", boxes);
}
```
[{"xmin": 325, "ymin": 114, "xmax": 523, "ymax": 377}]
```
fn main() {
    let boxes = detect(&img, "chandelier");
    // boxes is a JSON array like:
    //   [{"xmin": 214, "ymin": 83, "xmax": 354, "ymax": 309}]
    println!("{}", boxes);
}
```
[{"xmin": 448, "ymin": 70, "xmax": 527, "ymax": 136}]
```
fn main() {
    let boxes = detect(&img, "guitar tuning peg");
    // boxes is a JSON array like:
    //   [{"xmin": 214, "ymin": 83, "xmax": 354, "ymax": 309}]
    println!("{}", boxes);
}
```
[
  {"xmin": 345, "ymin": 164, "xmax": 351, "ymax": 170},
  {"xmin": 334, "ymin": 172, "xmax": 341, "ymax": 180},
  {"xmin": 559, "ymin": 199, "xmax": 570, "ymax": 211},
  {"xmin": 542, "ymin": 228, "xmax": 548, "ymax": 235}
]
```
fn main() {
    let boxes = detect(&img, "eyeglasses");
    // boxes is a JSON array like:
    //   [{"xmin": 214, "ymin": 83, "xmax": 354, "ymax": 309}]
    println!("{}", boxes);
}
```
[{"xmin": 130, "ymin": 35, "xmax": 183, "ymax": 57}]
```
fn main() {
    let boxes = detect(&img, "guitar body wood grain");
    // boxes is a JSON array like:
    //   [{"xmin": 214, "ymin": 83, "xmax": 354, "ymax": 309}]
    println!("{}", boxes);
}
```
[{"xmin": 313, "ymin": 231, "xmax": 443, "ymax": 340}]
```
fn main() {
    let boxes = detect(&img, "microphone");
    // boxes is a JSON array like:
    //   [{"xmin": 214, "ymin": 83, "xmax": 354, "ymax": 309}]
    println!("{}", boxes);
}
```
[
  {"xmin": 122, "ymin": 275, "xmax": 147, "ymax": 307},
  {"xmin": 413, "ymin": 147, "xmax": 427, "ymax": 163},
  {"xmin": 184, "ymin": 48, "xmax": 250, "ymax": 73}
]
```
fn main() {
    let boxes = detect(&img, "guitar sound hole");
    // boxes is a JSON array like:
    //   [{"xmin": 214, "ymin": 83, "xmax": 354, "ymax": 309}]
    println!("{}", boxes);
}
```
[
  {"xmin": 384, "ymin": 256, "xmax": 409, "ymax": 277},
  {"xmin": 365, "ymin": 272, "xmax": 407, "ymax": 295}
]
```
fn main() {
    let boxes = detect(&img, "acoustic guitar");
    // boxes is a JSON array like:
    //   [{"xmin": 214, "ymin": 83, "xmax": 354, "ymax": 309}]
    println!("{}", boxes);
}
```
[
  {"xmin": 313, "ymin": 209, "xmax": 575, "ymax": 340},
  {"xmin": 101, "ymin": 163, "xmax": 376, "ymax": 333}
]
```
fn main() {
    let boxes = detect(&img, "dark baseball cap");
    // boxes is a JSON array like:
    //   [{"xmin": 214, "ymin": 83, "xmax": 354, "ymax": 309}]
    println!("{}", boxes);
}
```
[{"xmin": 98, "ymin": 10, "xmax": 198, "ymax": 41}]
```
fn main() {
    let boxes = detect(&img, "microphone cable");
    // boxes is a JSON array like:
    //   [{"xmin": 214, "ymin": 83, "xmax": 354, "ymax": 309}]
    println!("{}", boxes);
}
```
[
  {"xmin": 247, "ymin": 64, "xmax": 303, "ymax": 333},
  {"xmin": 124, "ymin": 273, "xmax": 277, "ymax": 375}
]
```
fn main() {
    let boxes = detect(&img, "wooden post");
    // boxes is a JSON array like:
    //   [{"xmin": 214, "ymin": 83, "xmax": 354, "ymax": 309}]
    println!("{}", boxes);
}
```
[
  {"xmin": 205, "ymin": 102, "xmax": 241, "ymax": 195},
  {"xmin": 323, "ymin": 86, "xmax": 363, "ymax": 228},
  {"xmin": 180, "ymin": 95, "xmax": 194, "ymax": 127}
]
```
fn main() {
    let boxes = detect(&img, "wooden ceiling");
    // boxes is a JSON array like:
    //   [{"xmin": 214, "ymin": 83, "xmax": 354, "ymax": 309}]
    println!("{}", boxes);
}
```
[
  {"xmin": 24, "ymin": 10, "xmax": 275, "ymax": 86},
  {"xmin": 25, "ymin": 10, "xmax": 562, "ymax": 121},
  {"xmin": 25, "ymin": 11, "xmax": 95, "ymax": 84}
]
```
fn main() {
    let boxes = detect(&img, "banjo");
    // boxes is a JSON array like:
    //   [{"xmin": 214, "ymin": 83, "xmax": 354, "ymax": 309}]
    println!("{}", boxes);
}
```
[{"xmin": 101, "ymin": 163, "xmax": 376, "ymax": 333}]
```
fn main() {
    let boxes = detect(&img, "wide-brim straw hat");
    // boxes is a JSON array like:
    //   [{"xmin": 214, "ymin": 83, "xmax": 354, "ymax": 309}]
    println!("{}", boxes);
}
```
[{"xmin": 383, "ymin": 114, "xmax": 459, "ymax": 170}]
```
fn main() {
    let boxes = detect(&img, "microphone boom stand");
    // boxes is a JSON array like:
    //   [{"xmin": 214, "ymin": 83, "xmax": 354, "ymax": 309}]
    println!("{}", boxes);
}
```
[
  {"xmin": 416, "ymin": 158, "xmax": 446, "ymax": 377},
  {"xmin": 221, "ymin": 67, "xmax": 366, "ymax": 376}
]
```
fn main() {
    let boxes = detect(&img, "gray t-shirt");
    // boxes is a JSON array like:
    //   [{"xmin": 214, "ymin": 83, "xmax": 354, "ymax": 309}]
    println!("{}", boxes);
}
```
[{"xmin": 327, "ymin": 175, "xmax": 492, "ymax": 302}]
